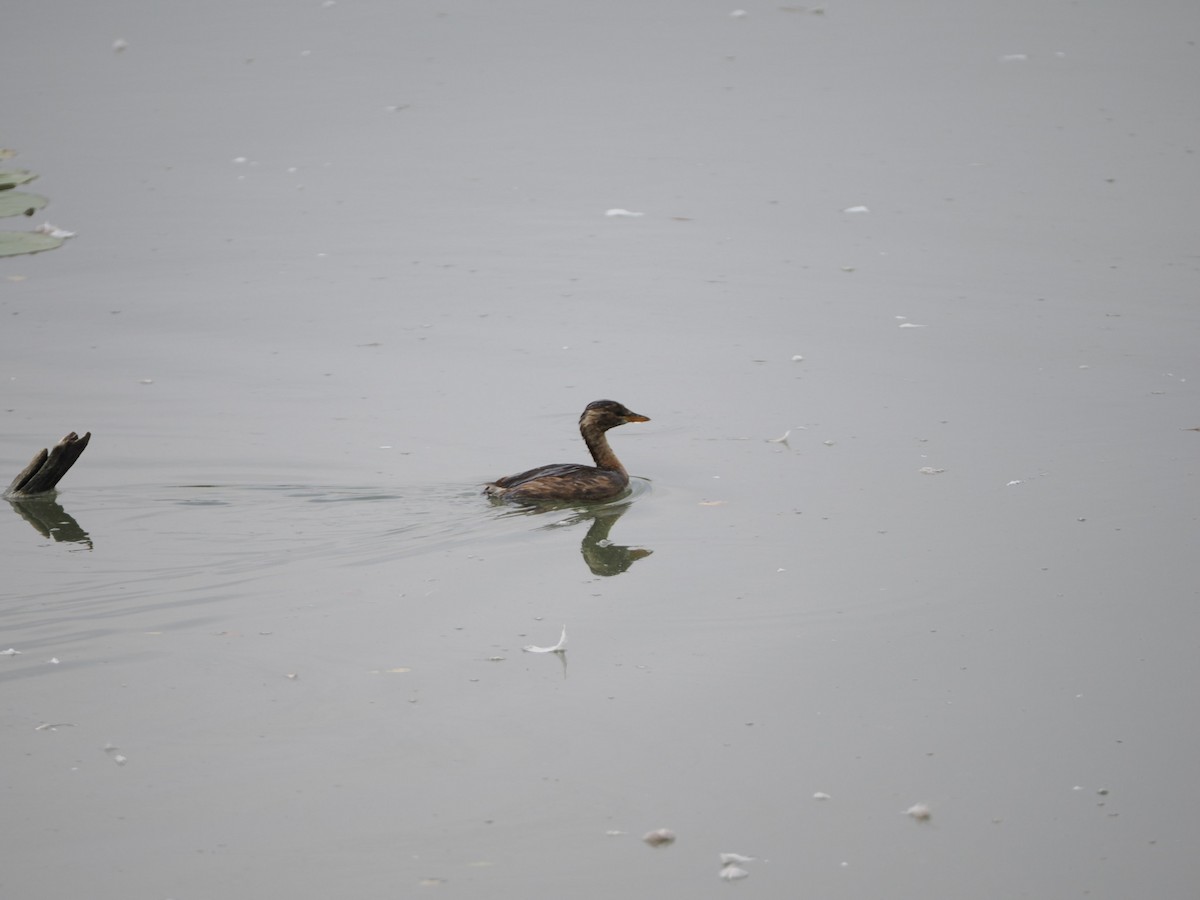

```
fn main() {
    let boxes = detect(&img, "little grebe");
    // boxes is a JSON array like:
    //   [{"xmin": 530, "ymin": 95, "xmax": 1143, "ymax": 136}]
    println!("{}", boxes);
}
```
[{"xmin": 485, "ymin": 400, "xmax": 650, "ymax": 502}]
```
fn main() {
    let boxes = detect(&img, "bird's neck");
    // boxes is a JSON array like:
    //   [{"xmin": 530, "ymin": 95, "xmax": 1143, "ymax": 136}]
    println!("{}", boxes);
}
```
[{"xmin": 582, "ymin": 425, "xmax": 625, "ymax": 474}]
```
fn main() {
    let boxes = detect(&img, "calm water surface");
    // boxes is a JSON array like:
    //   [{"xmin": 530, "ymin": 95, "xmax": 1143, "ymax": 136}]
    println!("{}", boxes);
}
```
[{"xmin": 3, "ymin": 1, "xmax": 1199, "ymax": 898}]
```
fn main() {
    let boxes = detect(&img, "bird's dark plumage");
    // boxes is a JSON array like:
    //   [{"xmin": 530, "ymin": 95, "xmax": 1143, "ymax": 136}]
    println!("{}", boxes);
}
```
[{"xmin": 485, "ymin": 400, "xmax": 649, "ymax": 503}]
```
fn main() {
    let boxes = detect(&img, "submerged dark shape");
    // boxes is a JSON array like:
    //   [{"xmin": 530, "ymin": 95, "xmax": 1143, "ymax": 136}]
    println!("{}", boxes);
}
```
[
  {"xmin": 578, "ymin": 505, "xmax": 652, "ymax": 576},
  {"xmin": 5, "ymin": 431, "xmax": 91, "ymax": 497},
  {"xmin": 6, "ymin": 494, "xmax": 92, "ymax": 547},
  {"xmin": 485, "ymin": 400, "xmax": 649, "ymax": 503}
]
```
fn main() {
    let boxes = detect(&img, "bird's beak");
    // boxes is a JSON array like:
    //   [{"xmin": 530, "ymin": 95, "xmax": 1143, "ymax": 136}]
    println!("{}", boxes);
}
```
[{"xmin": 625, "ymin": 413, "xmax": 650, "ymax": 423}]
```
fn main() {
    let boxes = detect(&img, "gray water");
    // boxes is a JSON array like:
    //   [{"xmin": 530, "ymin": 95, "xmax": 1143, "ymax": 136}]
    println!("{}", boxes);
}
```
[{"xmin": 3, "ymin": 1, "xmax": 1199, "ymax": 897}]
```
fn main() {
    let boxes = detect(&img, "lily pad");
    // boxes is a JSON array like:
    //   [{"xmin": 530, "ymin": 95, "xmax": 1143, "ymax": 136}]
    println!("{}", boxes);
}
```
[
  {"xmin": 0, "ymin": 231, "xmax": 65, "ymax": 257},
  {"xmin": 0, "ymin": 191, "xmax": 48, "ymax": 218},
  {"xmin": 0, "ymin": 169, "xmax": 37, "ymax": 191}
]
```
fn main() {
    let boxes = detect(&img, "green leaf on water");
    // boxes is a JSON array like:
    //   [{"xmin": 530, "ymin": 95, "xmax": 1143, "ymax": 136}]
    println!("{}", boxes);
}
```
[
  {"xmin": 0, "ymin": 231, "xmax": 65, "ymax": 257},
  {"xmin": 0, "ymin": 169, "xmax": 38, "ymax": 191},
  {"xmin": 0, "ymin": 191, "xmax": 49, "ymax": 218}
]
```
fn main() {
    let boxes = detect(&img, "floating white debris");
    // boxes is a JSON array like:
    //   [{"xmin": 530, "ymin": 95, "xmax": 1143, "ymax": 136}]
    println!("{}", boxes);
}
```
[
  {"xmin": 718, "ymin": 850, "xmax": 757, "ymax": 880},
  {"xmin": 730, "ymin": 9, "xmax": 749, "ymax": 17},
  {"xmin": 113, "ymin": 754, "xmax": 128, "ymax": 766},
  {"xmin": 719, "ymin": 852, "xmax": 755, "ymax": 865},
  {"xmin": 47, "ymin": 657, "xmax": 59, "ymax": 665},
  {"xmin": 813, "ymin": 791, "xmax": 832, "ymax": 800},
  {"xmin": 642, "ymin": 828, "xmax": 676, "ymax": 847},
  {"xmin": 604, "ymin": 829, "xmax": 626, "ymax": 836},
  {"xmin": 112, "ymin": 38, "xmax": 128, "ymax": 53},
  {"xmin": 842, "ymin": 205, "xmax": 870, "ymax": 213},
  {"xmin": 791, "ymin": 354, "xmax": 804, "ymax": 361},
  {"xmin": 906, "ymin": 802, "xmax": 932, "ymax": 822},
  {"xmin": 766, "ymin": 430, "xmax": 791, "ymax": 444},
  {"xmin": 0, "ymin": 648, "xmax": 21, "ymax": 656},
  {"xmin": 918, "ymin": 466, "xmax": 945, "ymax": 475},
  {"xmin": 1006, "ymin": 480, "xmax": 1023, "ymax": 486},
  {"xmin": 34, "ymin": 222, "xmax": 75, "ymax": 239},
  {"xmin": 605, "ymin": 208, "xmax": 644, "ymax": 217},
  {"xmin": 523, "ymin": 625, "xmax": 567, "ymax": 654},
  {"xmin": 898, "ymin": 322, "xmax": 927, "ymax": 328},
  {"xmin": 34, "ymin": 722, "xmax": 75, "ymax": 731}
]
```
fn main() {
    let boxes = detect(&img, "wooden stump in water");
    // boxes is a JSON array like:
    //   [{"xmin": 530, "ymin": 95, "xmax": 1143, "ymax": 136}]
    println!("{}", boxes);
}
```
[{"xmin": 5, "ymin": 431, "xmax": 91, "ymax": 497}]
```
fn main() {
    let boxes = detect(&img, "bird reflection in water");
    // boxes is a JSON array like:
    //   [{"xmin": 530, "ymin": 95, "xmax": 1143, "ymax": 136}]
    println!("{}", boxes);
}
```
[
  {"xmin": 493, "ymin": 496, "xmax": 652, "ymax": 576},
  {"xmin": 572, "ymin": 503, "xmax": 652, "ymax": 576}
]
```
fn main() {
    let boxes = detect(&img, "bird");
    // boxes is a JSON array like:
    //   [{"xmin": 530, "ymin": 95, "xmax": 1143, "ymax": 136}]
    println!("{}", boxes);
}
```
[{"xmin": 484, "ymin": 399, "xmax": 649, "ymax": 502}]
